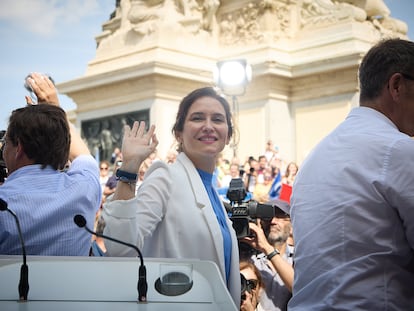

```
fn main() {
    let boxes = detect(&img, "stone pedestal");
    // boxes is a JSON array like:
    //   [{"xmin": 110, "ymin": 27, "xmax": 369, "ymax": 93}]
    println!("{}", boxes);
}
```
[{"xmin": 57, "ymin": 0, "xmax": 407, "ymax": 164}]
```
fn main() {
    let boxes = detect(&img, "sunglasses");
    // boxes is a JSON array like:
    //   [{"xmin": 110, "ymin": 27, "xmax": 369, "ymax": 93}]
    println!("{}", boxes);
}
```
[{"xmin": 246, "ymin": 279, "xmax": 258, "ymax": 291}]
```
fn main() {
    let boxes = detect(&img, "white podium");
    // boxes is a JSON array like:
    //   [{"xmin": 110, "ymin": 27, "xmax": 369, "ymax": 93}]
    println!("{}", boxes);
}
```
[{"xmin": 0, "ymin": 256, "xmax": 238, "ymax": 311}]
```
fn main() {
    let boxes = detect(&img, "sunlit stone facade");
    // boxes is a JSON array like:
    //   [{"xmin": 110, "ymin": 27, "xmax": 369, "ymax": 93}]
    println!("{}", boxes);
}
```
[{"xmin": 58, "ymin": 0, "xmax": 407, "ymax": 164}]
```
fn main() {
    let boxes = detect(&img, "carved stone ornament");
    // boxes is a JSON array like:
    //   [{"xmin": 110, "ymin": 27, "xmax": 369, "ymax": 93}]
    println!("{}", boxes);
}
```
[{"xmin": 95, "ymin": 0, "xmax": 407, "ymax": 51}]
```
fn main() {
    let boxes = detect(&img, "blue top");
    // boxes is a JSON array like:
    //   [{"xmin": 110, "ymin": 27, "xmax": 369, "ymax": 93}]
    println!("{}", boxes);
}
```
[
  {"xmin": 90, "ymin": 241, "xmax": 106, "ymax": 257},
  {"xmin": 197, "ymin": 169, "xmax": 232, "ymax": 283},
  {"xmin": 0, "ymin": 155, "xmax": 101, "ymax": 256}
]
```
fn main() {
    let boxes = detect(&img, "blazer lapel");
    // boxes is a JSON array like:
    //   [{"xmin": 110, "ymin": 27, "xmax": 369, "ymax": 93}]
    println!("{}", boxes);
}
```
[{"xmin": 176, "ymin": 153, "xmax": 226, "ymax": 273}]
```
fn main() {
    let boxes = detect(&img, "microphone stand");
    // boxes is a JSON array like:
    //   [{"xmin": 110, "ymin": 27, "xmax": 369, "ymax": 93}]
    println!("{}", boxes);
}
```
[
  {"xmin": 0, "ymin": 199, "xmax": 29, "ymax": 301},
  {"xmin": 73, "ymin": 214, "xmax": 147, "ymax": 302}
]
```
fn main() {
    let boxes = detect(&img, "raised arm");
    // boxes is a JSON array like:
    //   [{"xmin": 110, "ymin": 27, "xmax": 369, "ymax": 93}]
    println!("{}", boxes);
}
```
[
  {"xmin": 243, "ymin": 221, "xmax": 294, "ymax": 292},
  {"xmin": 25, "ymin": 72, "xmax": 91, "ymax": 160},
  {"xmin": 112, "ymin": 121, "xmax": 158, "ymax": 201}
]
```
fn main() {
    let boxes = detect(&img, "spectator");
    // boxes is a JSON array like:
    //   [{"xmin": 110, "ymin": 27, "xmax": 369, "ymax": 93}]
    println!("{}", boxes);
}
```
[
  {"xmin": 269, "ymin": 153, "xmax": 284, "ymax": 179},
  {"xmin": 217, "ymin": 162, "xmax": 242, "ymax": 202},
  {"xmin": 244, "ymin": 157, "xmax": 258, "ymax": 194},
  {"xmin": 264, "ymin": 139, "xmax": 276, "ymax": 163},
  {"xmin": 252, "ymin": 170, "xmax": 273, "ymax": 203},
  {"xmin": 110, "ymin": 147, "xmax": 122, "ymax": 164},
  {"xmin": 221, "ymin": 163, "xmax": 242, "ymax": 189},
  {"xmin": 289, "ymin": 38, "xmax": 414, "ymax": 310},
  {"xmin": 103, "ymin": 160, "xmax": 122, "ymax": 199},
  {"xmin": 242, "ymin": 200, "xmax": 294, "ymax": 310},
  {"xmin": 102, "ymin": 87, "xmax": 241, "ymax": 305},
  {"xmin": 0, "ymin": 72, "xmax": 101, "ymax": 256},
  {"xmin": 240, "ymin": 260, "xmax": 265, "ymax": 311},
  {"xmin": 256, "ymin": 155, "xmax": 268, "ymax": 184},
  {"xmin": 281, "ymin": 162, "xmax": 298, "ymax": 186},
  {"xmin": 99, "ymin": 160, "xmax": 110, "ymax": 195}
]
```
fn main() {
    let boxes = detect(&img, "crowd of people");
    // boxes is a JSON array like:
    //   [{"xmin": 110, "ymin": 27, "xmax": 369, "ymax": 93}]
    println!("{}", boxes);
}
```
[{"xmin": 0, "ymin": 38, "xmax": 413, "ymax": 310}]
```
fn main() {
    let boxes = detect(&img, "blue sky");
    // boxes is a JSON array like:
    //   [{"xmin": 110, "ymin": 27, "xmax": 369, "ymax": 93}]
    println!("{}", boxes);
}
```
[
  {"xmin": 0, "ymin": 0, "xmax": 412, "ymax": 130},
  {"xmin": 0, "ymin": 0, "xmax": 114, "ymax": 130}
]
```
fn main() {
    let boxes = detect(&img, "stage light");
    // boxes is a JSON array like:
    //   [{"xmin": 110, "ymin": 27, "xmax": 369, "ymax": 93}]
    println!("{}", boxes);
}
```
[
  {"xmin": 213, "ymin": 59, "xmax": 252, "ymax": 157},
  {"xmin": 213, "ymin": 59, "xmax": 252, "ymax": 96}
]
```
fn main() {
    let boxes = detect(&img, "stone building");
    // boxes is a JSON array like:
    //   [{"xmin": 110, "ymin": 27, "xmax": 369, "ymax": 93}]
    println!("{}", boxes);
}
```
[{"xmin": 58, "ymin": 0, "xmax": 408, "ymax": 165}]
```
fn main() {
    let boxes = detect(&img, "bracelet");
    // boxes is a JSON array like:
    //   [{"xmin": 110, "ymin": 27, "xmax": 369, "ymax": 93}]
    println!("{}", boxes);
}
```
[{"xmin": 266, "ymin": 249, "xmax": 280, "ymax": 260}]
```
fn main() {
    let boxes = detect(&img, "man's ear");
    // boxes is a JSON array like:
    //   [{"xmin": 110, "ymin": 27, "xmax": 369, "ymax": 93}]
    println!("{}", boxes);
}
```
[
  {"xmin": 388, "ymin": 73, "xmax": 404, "ymax": 101},
  {"xmin": 15, "ymin": 140, "xmax": 25, "ymax": 160}
]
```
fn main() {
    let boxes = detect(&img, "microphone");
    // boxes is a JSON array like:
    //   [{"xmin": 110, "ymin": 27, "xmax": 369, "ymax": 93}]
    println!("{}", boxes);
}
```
[
  {"xmin": 73, "ymin": 214, "xmax": 148, "ymax": 302},
  {"xmin": 0, "ymin": 198, "xmax": 29, "ymax": 301}
]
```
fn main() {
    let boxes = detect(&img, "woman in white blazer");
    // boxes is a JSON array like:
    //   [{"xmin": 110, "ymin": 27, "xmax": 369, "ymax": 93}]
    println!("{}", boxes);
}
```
[{"xmin": 102, "ymin": 87, "xmax": 241, "ymax": 306}]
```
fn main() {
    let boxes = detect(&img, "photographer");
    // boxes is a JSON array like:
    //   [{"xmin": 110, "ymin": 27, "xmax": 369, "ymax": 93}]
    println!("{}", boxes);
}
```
[
  {"xmin": 240, "ymin": 260, "xmax": 265, "ymax": 311},
  {"xmin": 241, "ymin": 199, "xmax": 294, "ymax": 311}
]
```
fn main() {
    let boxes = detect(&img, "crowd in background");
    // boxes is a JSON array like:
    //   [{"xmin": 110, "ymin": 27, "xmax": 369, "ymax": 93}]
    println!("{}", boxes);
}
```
[
  {"xmin": 98, "ymin": 139, "xmax": 298, "ymax": 208},
  {"xmin": 94, "ymin": 140, "xmax": 297, "ymax": 310}
]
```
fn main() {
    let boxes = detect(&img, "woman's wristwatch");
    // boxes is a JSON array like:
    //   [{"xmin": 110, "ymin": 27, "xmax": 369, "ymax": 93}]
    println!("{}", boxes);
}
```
[{"xmin": 115, "ymin": 169, "xmax": 137, "ymax": 183}]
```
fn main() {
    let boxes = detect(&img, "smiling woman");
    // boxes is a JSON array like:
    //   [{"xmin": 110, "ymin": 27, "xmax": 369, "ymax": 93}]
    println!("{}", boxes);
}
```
[
  {"xmin": 101, "ymin": 87, "xmax": 242, "ymax": 307},
  {"xmin": 172, "ymin": 88, "xmax": 233, "ymax": 172}
]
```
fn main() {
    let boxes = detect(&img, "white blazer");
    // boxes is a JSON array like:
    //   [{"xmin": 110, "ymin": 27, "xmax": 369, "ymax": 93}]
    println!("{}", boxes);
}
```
[{"xmin": 103, "ymin": 153, "xmax": 241, "ymax": 305}]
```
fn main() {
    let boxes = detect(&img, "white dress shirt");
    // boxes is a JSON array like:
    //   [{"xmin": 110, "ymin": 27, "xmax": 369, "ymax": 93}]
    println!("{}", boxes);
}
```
[{"xmin": 289, "ymin": 107, "xmax": 414, "ymax": 310}]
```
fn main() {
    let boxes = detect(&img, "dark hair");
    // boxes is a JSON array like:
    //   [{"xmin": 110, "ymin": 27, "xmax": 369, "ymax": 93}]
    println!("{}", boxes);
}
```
[
  {"xmin": 7, "ymin": 104, "xmax": 70, "ymax": 170},
  {"xmin": 172, "ymin": 87, "xmax": 233, "ymax": 151},
  {"xmin": 239, "ymin": 260, "xmax": 265, "ymax": 290},
  {"xmin": 359, "ymin": 38, "xmax": 414, "ymax": 102}
]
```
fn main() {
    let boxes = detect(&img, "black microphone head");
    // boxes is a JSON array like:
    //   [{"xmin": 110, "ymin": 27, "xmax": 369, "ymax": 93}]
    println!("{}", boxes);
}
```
[
  {"xmin": 74, "ymin": 214, "xmax": 87, "ymax": 228},
  {"xmin": 0, "ymin": 198, "xmax": 8, "ymax": 211}
]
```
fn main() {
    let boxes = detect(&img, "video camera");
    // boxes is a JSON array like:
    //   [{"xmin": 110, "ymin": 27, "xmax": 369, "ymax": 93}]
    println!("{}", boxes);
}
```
[{"xmin": 226, "ymin": 178, "xmax": 274, "ymax": 238}]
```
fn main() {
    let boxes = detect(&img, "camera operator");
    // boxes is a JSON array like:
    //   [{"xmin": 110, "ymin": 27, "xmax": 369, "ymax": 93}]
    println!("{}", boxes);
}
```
[{"xmin": 241, "ymin": 199, "xmax": 294, "ymax": 311}]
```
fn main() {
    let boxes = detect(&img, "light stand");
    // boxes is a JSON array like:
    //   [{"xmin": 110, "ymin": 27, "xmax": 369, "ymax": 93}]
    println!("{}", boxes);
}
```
[{"xmin": 213, "ymin": 59, "xmax": 252, "ymax": 158}]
